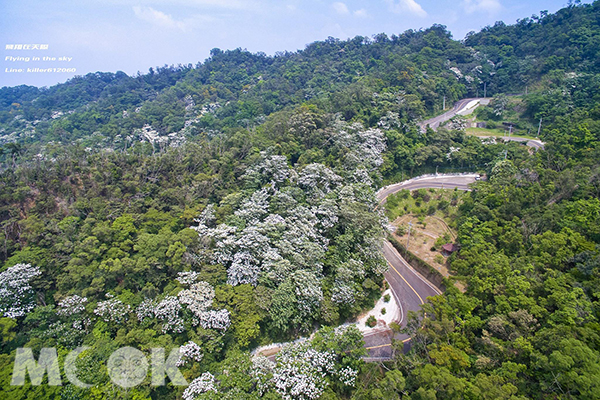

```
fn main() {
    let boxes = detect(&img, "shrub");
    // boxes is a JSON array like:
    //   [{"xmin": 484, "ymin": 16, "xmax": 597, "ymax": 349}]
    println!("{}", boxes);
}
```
[
  {"xmin": 366, "ymin": 315, "xmax": 377, "ymax": 328},
  {"xmin": 437, "ymin": 200, "xmax": 450, "ymax": 210},
  {"xmin": 396, "ymin": 225, "xmax": 407, "ymax": 236},
  {"xmin": 435, "ymin": 254, "xmax": 445, "ymax": 264},
  {"xmin": 381, "ymin": 308, "xmax": 387, "ymax": 315},
  {"xmin": 383, "ymin": 294, "xmax": 391, "ymax": 303}
]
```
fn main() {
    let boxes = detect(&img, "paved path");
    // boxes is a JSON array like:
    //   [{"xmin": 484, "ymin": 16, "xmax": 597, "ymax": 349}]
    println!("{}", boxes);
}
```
[
  {"xmin": 364, "ymin": 174, "xmax": 478, "ymax": 358},
  {"xmin": 418, "ymin": 98, "xmax": 490, "ymax": 130},
  {"xmin": 419, "ymin": 97, "xmax": 545, "ymax": 150}
]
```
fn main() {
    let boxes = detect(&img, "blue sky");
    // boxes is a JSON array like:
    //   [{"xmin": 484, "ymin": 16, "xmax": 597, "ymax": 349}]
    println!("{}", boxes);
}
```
[{"xmin": 0, "ymin": 0, "xmax": 592, "ymax": 88}]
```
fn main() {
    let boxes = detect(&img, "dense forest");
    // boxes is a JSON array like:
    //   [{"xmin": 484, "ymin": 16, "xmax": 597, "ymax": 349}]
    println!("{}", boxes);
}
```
[{"xmin": 1, "ymin": 1, "xmax": 600, "ymax": 399}]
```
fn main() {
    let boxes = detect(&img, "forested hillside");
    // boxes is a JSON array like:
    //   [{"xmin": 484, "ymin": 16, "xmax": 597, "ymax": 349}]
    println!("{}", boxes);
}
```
[{"xmin": 1, "ymin": 1, "xmax": 600, "ymax": 399}]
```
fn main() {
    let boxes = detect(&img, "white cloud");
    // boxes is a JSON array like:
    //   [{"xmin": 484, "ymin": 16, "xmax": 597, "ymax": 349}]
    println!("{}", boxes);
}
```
[
  {"xmin": 332, "ymin": 2, "xmax": 350, "ymax": 15},
  {"xmin": 462, "ymin": 0, "xmax": 501, "ymax": 14},
  {"xmin": 384, "ymin": 0, "xmax": 427, "ymax": 17},
  {"xmin": 133, "ymin": 6, "xmax": 186, "ymax": 29},
  {"xmin": 354, "ymin": 9, "xmax": 368, "ymax": 18}
]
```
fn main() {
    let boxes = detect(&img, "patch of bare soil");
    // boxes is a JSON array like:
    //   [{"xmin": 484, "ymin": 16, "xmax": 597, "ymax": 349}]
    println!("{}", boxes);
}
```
[{"xmin": 392, "ymin": 214, "xmax": 466, "ymax": 292}]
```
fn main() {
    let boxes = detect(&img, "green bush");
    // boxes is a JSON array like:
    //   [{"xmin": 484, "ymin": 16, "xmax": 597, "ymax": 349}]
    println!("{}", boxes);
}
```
[
  {"xmin": 383, "ymin": 294, "xmax": 391, "ymax": 302},
  {"xmin": 437, "ymin": 200, "xmax": 450, "ymax": 210},
  {"xmin": 366, "ymin": 315, "xmax": 377, "ymax": 328},
  {"xmin": 381, "ymin": 308, "xmax": 387, "ymax": 315}
]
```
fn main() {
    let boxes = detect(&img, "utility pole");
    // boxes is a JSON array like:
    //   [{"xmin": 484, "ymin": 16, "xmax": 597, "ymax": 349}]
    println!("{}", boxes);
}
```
[
  {"xmin": 484, "ymin": 82, "xmax": 487, "ymax": 98},
  {"xmin": 443, "ymin": 96, "xmax": 446, "ymax": 110},
  {"xmin": 407, "ymin": 222, "xmax": 412, "ymax": 248},
  {"xmin": 509, "ymin": 124, "xmax": 512, "ymax": 138},
  {"xmin": 436, "ymin": 165, "xmax": 438, "ymax": 175},
  {"xmin": 537, "ymin": 118, "xmax": 542, "ymax": 137}
]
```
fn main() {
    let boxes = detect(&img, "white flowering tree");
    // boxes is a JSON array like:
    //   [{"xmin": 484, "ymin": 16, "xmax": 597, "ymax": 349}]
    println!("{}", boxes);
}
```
[
  {"xmin": 242, "ymin": 150, "xmax": 291, "ymax": 187},
  {"xmin": 271, "ymin": 343, "xmax": 336, "ymax": 400},
  {"xmin": 246, "ymin": 325, "xmax": 364, "ymax": 399},
  {"xmin": 331, "ymin": 121, "xmax": 386, "ymax": 173},
  {"xmin": 182, "ymin": 372, "xmax": 217, "ymax": 400},
  {"xmin": 188, "ymin": 149, "xmax": 386, "ymax": 334},
  {"xmin": 0, "ymin": 263, "xmax": 41, "ymax": 318},
  {"xmin": 297, "ymin": 163, "xmax": 342, "ymax": 201},
  {"xmin": 93, "ymin": 294, "xmax": 131, "ymax": 324},
  {"xmin": 57, "ymin": 295, "xmax": 88, "ymax": 316},
  {"xmin": 177, "ymin": 280, "xmax": 231, "ymax": 331},
  {"xmin": 177, "ymin": 341, "xmax": 204, "ymax": 367},
  {"xmin": 154, "ymin": 296, "xmax": 185, "ymax": 333}
]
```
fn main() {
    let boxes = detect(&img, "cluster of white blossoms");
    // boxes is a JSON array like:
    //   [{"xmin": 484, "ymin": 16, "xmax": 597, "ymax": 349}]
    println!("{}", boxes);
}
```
[
  {"xmin": 136, "ymin": 298, "xmax": 156, "ymax": 322},
  {"xmin": 177, "ymin": 280, "xmax": 231, "ymax": 331},
  {"xmin": 195, "ymin": 184, "xmax": 332, "ymax": 292},
  {"xmin": 197, "ymin": 309, "xmax": 231, "ymax": 330},
  {"xmin": 57, "ymin": 295, "xmax": 88, "ymax": 316},
  {"xmin": 337, "ymin": 366, "xmax": 358, "ymax": 387},
  {"xmin": 297, "ymin": 163, "xmax": 343, "ymax": 200},
  {"xmin": 176, "ymin": 341, "xmax": 204, "ymax": 367},
  {"xmin": 243, "ymin": 151, "xmax": 291, "ymax": 186},
  {"xmin": 446, "ymin": 115, "xmax": 468, "ymax": 131},
  {"xmin": 446, "ymin": 146, "xmax": 461, "ymax": 160},
  {"xmin": 93, "ymin": 294, "xmax": 131, "ymax": 323},
  {"xmin": 176, "ymin": 271, "xmax": 202, "ymax": 286},
  {"xmin": 271, "ymin": 343, "xmax": 336, "ymax": 400},
  {"xmin": 377, "ymin": 110, "xmax": 403, "ymax": 131},
  {"xmin": 449, "ymin": 66, "xmax": 463, "ymax": 79},
  {"xmin": 290, "ymin": 270, "xmax": 323, "ymax": 316},
  {"xmin": 182, "ymin": 372, "xmax": 217, "ymax": 400},
  {"xmin": 251, "ymin": 355, "xmax": 276, "ymax": 396},
  {"xmin": 178, "ymin": 281, "xmax": 215, "ymax": 316},
  {"xmin": 189, "ymin": 146, "xmax": 388, "ymax": 327},
  {"xmin": 0, "ymin": 263, "xmax": 41, "ymax": 318},
  {"xmin": 136, "ymin": 277, "xmax": 230, "ymax": 334},
  {"xmin": 332, "ymin": 121, "xmax": 386, "ymax": 172},
  {"xmin": 154, "ymin": 296, "xmax": 185, "ymax": 333}
]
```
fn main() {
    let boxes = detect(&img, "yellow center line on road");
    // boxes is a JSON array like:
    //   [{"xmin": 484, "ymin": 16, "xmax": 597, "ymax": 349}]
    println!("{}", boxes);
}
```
[
  {"xmin": 386, "ymin": 259, "xmax": 424, "ymax": 305},
  {"xmin": 365, "ymin": 336, "xmax": 412, "ymax": 350},
  {"xmin": 365, "ymin": 344, "xmax": 391, "ymax": 349}
]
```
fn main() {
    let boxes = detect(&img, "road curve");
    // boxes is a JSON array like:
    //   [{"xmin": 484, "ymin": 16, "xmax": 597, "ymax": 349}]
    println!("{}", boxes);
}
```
[
  {"xmin": 365, "ymin": 174, "xmax": 478, "ymax": 358},
  {"xmin": 504, "ymin": 136, "xmax": 545, "ymax": 150},
  {"xmin": 419, "ymin": 97, "xmax": 545, "ymax": 150},
  {"xmin": 418, "ymin": 98, "xmax": 490, "ymax": 130}
]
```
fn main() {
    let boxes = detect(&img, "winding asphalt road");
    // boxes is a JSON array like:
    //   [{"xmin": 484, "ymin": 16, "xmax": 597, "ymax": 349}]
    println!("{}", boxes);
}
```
[
  {"xmin": 419, "ymin": 97, "xmax": 545, "ymax": 150},
  {"xmin": 418, "ymin": 98, "xmax": 490, "ymax": 130},
  {"xmin": 257, "ymin": 97, "xmax": 543, "ymax": 361},
  {"xmin": 364, "ymin": 174, "xmax": 479, "ymax": 359}
]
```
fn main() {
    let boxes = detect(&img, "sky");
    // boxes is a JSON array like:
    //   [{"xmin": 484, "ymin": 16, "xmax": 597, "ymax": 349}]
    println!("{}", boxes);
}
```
[{"xmin": 0, "ymin": 0, "xmax": 592, "ymax": 88}]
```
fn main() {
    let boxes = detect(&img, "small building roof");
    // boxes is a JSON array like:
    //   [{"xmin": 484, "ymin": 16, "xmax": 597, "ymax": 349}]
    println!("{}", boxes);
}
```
[{"xmin": 442, "ymin": 243, "xmax": 458, "ymax": 253}]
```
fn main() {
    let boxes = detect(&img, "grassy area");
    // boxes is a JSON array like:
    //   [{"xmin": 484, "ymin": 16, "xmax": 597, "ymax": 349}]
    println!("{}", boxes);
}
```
[
  {"xmin": 385, "ymin": 188, "xmax": 466, "ymax": 282},
  {"xmin": 466, "ymin": 127, "xmax": 540, "ymax": 140},
  {"xmin": 384, "ymin": 187, "xmax": 465, "ymax": 223},
  {"xmin": 468, "ymin": 96, "xmax": 543, "ymax": 140}
]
